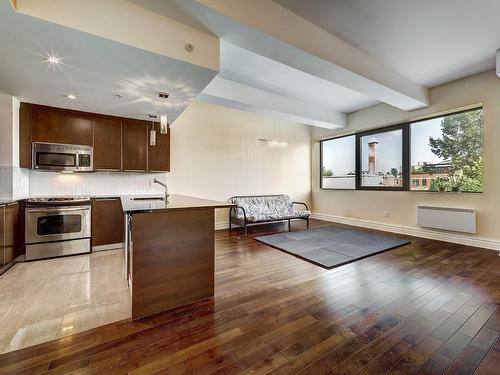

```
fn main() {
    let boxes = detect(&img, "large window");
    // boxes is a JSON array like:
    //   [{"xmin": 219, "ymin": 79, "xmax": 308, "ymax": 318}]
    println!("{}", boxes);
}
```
[
  {"xmin": 319, "ymin": 107, "xmax": 483, "ymax": 193},
  {"xmin": 410, "ymin": 108, "xmax": 483, "ymax": 192},
  {"xmin": 320, "ymin": 135, "xmax": 355, "ymax": 189},
  {"xmin": 359, "ymin": 127, "xmax": 406, "ymax": 189}
]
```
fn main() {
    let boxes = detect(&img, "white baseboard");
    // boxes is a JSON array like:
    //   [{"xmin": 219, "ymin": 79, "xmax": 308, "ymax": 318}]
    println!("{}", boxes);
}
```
[
  {"xmin": 215, "ymin": 222, "xmax": 231, "ymax": 230},
  {"xmin": 215, "ymin": 222, "xmax": 243, "ymax": 230},
  {"xmin": 311, "ymin": 212, "xmax": 500, "ymax": 252}
]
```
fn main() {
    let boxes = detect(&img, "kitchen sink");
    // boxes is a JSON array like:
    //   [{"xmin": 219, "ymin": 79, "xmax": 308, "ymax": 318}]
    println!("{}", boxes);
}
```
[{"xmin": 132, "ymin": 197, "xmax": 165, "ymax": 201}]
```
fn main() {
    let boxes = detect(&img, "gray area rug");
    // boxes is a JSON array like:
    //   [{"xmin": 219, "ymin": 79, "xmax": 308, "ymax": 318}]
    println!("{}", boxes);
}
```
[{"xmin": 255, "ymin": 226, "xmax": 410, "ymax": 269}]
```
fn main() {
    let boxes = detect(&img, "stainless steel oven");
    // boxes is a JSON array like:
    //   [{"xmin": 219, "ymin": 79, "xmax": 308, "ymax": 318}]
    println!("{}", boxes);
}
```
[
  {"xmin": 25, "ymin": 198, "xmax": 91, "ymax": 260},
  {"xmin": 32, "ymin": 142, "xmax": 93, "ymax": 172}
]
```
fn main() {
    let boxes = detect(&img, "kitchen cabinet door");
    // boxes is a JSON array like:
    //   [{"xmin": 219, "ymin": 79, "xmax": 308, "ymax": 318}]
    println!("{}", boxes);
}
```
[
  {"xmin": 122, "ymin": 119, "xmax": 148, "ymax": 171},
  {"xmin": 93, "ymin": 117, "xmax": 122, "ymax": 171},
  {"xmin": 92, "ymin": 198, "xmax": 125, "ymax": 248},
  {"xmin": 31, "ymin": 106, "xmax": 93, "ymax": 146},
  {"xmin": 19, "ymin": 104, "xmax": 32, "ymax": 168},
  {"xmin": 0, "ymin": 205, "xmax": 4, "ymax": 268},
  {"xmin": 148, "ymin": 123, "xmax": 170, "ymax": 172},
  {"xmin": 4, "ymin": 202, "xmax": 19, "ymax": 265}
]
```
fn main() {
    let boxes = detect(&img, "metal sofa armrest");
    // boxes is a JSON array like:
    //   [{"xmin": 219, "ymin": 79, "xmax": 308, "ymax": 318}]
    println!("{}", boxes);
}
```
[
  {"xmin": 230, "ymin": 205, "xmax": 247, "ymax": 222},
  {"xmin": 292, "ymin": 201, "xmax": 309, "ymax": 211}
]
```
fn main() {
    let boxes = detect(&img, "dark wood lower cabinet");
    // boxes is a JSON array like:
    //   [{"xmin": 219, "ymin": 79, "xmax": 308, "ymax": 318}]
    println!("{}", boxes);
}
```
[
  {"xmin": 0, "ymin": 202, "xmax": 20, "ymax": 272},
  {"xmin": 0, "ymin": 205, "xmax": 4, "ymax": 268},
  {"xmin": 4, "ymin": 202, "xmax": 19, "ymax": 265},
  {"xmin": 91, "ymin": 198, "xmax": 124, "ymax": 249}
]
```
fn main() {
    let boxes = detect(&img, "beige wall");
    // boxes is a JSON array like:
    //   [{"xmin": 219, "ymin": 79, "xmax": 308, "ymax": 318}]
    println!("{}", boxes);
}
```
[
  {"xmin": 170, "ymin": 101, "xmax": 312, "ymax": 226},
  {"xmin": 312, "ymin": 70, "xmax": 500, "ymax": 241}
]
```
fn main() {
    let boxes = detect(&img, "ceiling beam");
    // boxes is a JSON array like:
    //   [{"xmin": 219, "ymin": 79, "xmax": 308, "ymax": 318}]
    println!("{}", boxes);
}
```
[
  {"xmin": 195, "ymin": 0, "xmax": 429, "ymax": 110},
  {"xmin": 199, "ymin": 77, "xmax": 346, "ymax": 129}
]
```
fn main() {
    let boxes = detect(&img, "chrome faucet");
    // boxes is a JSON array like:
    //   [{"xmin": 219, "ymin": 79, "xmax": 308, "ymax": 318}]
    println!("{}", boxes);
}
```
[{"xmin": 153, "ymin": 178, "xmax": 169, "ymax": 200}]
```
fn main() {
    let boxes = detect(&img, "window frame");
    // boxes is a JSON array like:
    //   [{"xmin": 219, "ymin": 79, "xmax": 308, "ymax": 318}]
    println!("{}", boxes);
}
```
[
  {"xmin": 319, "ymin": 133, "xmax": 356, "ymax": 190},
  {"xmin": 408, "ymin": 106, "xmax": 484, "ymax": 194},
  {"xmin": 319, "ymin": 106, "xmax": 483, "ymax": 193},
  {"xmin": 355, "ymin": 123, "xmax": 410, "ymax": 191}
]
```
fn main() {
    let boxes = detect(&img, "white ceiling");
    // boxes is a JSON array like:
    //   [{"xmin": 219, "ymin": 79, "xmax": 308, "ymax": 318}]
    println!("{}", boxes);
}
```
[
  {"xmin": 274, "ymin": 0, "xmax": 500, "ymax": 87},
  {"xmin": 0, "ymin": 0, "xmax": 217, "ymax": 122}
]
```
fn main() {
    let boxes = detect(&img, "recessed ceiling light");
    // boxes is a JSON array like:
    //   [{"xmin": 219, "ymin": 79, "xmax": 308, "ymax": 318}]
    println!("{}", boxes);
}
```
[
  {"xmin": 66, "ymin": 94, "xmax": 76, "ymax": 100},
  {"xmin": 47, "ymin": 55, "xmax": 61, "ymax": 65}
]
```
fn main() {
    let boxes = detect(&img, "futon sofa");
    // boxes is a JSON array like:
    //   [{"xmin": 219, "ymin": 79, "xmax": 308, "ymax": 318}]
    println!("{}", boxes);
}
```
[{"xmin": 228, "ymin": 194, "xmax": 310, "ymax": 235}]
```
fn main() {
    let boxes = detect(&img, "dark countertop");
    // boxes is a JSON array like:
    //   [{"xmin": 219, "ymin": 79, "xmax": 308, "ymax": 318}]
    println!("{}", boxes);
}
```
[
  {"xmin": 0, "ymin": 198, "xmax": 24, "ymax": 205},
  {"xmin": 120, "ymin": 194, "xmax": 234, "ymax": 214}
]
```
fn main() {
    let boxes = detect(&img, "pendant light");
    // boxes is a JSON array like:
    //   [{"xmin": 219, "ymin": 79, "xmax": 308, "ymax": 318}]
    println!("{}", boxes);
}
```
[
  {"xmin": 158, "ymin": 92, "xmax": 169, "ymax": 134},
  {"xmin": 149, "ymin": 115, "xmax": 157, "ymax": 146},
  {"xmin": 258, "ymin": 118, "xmax": 288, "ymax": 148}
]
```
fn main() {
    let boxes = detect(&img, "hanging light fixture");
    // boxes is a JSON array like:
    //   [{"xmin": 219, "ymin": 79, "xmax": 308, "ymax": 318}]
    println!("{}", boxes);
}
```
[
  {"xmin": 258, "ymin": 118, "xmax": 289, "ymax": 148},
  {"xmin": 158, "ymin": 92, "xmax": 169, "ymax": 134},
  {"xmin": 148, "ymin": 115, "xmax": 157, "ymax": 146}
]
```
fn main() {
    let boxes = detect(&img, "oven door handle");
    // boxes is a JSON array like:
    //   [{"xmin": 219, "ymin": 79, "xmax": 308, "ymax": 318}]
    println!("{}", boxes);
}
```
[{"xmin": 27, "ymin": 207, "xmax": 90, "ymax": 213}]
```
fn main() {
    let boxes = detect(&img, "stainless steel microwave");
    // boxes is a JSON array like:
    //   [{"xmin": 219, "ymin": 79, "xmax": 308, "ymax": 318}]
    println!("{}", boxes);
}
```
[{"xmin": 32, "ymin": 142, "xmax": 93, "ymax": 172}]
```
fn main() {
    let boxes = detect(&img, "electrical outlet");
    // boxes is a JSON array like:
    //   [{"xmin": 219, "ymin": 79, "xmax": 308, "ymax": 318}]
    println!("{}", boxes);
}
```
[{"xmin": 384, "ymin": 210, "xmax": 390, "ymax": 218}]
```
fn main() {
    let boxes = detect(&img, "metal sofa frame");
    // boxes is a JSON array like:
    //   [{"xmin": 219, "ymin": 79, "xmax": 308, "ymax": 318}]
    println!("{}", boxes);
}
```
[{"xmin": 228, "ymin": 194, "xmax": 310, "ymax": 236}]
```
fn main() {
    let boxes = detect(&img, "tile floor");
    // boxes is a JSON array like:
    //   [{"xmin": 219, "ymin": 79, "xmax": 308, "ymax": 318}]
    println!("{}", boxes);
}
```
[{"xmin": 0, "ymin": 249, "xmax": 130, "ymax": 354}]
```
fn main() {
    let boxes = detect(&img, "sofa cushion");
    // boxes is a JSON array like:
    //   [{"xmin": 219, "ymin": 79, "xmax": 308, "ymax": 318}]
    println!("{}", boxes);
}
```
[{"xmin": 230, "ymin": 195, "xmax": 309, "ymax": 222}]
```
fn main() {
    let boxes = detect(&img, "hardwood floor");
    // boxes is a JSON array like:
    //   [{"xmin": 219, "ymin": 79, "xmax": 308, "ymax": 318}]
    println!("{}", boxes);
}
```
[{"xmin": 0, "ymin": 219, "xmax": 498, "ymax": 374}]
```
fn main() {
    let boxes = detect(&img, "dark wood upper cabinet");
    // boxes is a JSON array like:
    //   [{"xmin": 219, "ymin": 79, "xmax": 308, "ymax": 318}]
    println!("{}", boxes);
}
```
[
  {"xmin": 4, "ymin": 203, "xmax": 19, "ymax": 265},
  {"xmin": 31, "ymin": 107, "xmax": 93, "ymax": 146},
  {"xmin": 19, "ymin": 103, "xmax": 170, "ymax": 173},
  {"xmin": 122, "ymin": 119, "xmax": 148, "ymax": 172},
  {"xmin": 148, "ymin": 123, "xmax": 170, "ymax": 172},
  {"xmin": 19, "ymin": 104, "xmax": 32, "ymax": 168},
  {"xmin": 91, "ymin": 198, "xmax": 124, "ymax": 248},
  {"xmin": 93, "ymin": 117, "xmax": 122, "ymax": 171}
]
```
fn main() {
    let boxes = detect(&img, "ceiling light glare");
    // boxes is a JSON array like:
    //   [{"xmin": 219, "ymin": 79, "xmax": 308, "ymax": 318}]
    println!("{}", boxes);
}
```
[
  {"xmin": 66, "ymin": 94, "xmax": 76, "ymax": 100},
  {"xmin": 47, "ymin": 55, "xmax": 61, "ymax": 65}
]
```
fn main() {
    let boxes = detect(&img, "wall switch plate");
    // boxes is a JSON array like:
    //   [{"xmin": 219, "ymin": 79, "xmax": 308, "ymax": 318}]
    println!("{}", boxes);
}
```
[{"xmin": 384, "ymin": 210, "xmax": 390, "ymax": 218}]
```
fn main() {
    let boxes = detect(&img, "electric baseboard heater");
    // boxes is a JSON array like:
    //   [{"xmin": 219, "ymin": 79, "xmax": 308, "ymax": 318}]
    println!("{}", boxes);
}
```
[{"xmin": 417, "ymin": 206, "xmax": 476, "ymax": 234}]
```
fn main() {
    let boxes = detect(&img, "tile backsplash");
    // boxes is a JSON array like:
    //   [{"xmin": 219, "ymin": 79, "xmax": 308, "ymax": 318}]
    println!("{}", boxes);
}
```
[
  {"xmin": 0, "ymin": 167, "xmax": 29, "ymax": 199},
  {"xmin": 28, "ymin": 171, "xmax": 168, "ymax": 197}
]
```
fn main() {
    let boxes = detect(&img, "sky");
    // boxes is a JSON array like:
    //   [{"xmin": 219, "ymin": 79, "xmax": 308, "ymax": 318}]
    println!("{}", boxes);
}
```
[
  {"xmin": 410, "ymin": 117, "xmax": 445, "ymax": 165},
  {"xmin": 361, "ymin": 129, "xmax": 402, "ymax": 173},
  {"xmin": 322, "ymin": 119, "xmax": 446, "ymax": 176},
  {"xmin": 322, "ymin": 135, "xmax": 355, "ymax": 175}
]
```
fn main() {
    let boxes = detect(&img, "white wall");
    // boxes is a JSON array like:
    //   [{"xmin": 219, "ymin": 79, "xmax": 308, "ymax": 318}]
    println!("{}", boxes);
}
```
[
  {"xmin": 169, "ymin": 101, "xmax": 312, "ymax": 225},
  {"xmin": 312, "ymin": 70, "xmax": 500, "ymax": 244},
  {"xmin": 0, "ymin": 93, "xmax": 28, "ymax": 199},
  {"xmin": 0, "ymin": 93, "xmax": 15, "ymax": 167}
]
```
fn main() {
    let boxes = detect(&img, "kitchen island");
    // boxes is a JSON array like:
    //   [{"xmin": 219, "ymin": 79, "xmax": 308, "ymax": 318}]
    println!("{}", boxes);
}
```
[{"xmin": 121, "ymin": 194, "xmax": 234, "ymax": 320}]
